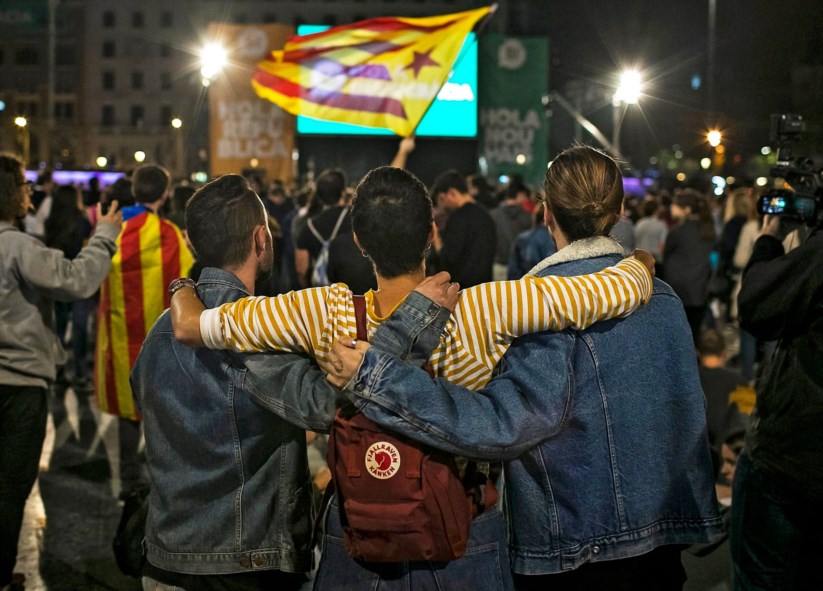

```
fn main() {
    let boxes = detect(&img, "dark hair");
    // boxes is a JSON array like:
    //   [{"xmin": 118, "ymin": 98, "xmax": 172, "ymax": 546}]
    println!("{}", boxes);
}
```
[
  {"xmin": 105, "ymin": 177, "xmax": 134, "ymax": 209},
  {"xmin": 351, "ymin": 166, "xmax": 433, "ymax": 279},
  {"xmin": 642, "ymin": 199, "xmax": 659, "ymax": 217},
  {"xmin": 132, "ymin": 164, "xmax": 171, "ymax": 204},
  {"xmin": 0, "ymin": 153, "xmax": 26, "ymax": 222},
  {"xmin": 431, "ymin": 169, "xmax": 468, "ymax": 198},
  {"xmin": 314, "ymin": 169, "xmax": 347, "ymax": 207},
  {"xmin": 542, "ymin": 146, "xmax": 624, "ymax": 241},
  {"xmin": 698, "ymin": 328, "xmax": 726, "ymax": 357},
  {"xmin": 674, "ymin": 189, "xmax": 715, "ymax": 242},
  {"xmin": 45, "ymin": 185, "xmax": 84, "ymax": 250},
  {"xmin": 172, "ymin": 185, "xmax": 195, "ymax": 213},
  {"xmin": 185, "ymin": 174, "xmax": 266, "ymax": 269},
  {"xmin": 37, "ymin": 170, "xmax": 53, "ymax": 186}
]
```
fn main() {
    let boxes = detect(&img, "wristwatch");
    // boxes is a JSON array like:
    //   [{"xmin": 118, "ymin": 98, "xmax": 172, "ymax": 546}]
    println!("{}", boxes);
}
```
[{"xmin": 168, "ymin": 277, "xmax": 196, "ymax": 296}]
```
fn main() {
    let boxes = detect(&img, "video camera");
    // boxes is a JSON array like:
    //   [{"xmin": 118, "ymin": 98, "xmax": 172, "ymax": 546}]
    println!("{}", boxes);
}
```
[{"xmin": 756, "ymin": 114, "xmax": 823, "ymax": 227}]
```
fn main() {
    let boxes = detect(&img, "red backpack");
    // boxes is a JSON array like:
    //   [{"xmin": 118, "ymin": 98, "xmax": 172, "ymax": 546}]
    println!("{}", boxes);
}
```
[{"xmin": 326, "ymin": 295, "xmax": 496, "ymax": 563}]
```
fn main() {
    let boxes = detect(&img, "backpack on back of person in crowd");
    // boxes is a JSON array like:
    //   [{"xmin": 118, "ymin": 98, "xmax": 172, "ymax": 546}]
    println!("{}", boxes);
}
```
[
  {"xmin": 326, "ymin": 296, "xmax": 497, "ymax": 563},
  {"xmin": 308, "ymin": 208, "xmax": 348, "ymax": 287}
]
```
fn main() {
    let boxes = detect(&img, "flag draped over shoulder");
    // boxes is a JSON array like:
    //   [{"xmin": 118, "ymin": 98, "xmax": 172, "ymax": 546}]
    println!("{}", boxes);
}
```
[
  {"xmin": 252, "ymin": 6, "xmax": 492, "ymax": 137},
  {"xmin": 95, "ymin": 211, "xmax": 194, "ymax": 421}
]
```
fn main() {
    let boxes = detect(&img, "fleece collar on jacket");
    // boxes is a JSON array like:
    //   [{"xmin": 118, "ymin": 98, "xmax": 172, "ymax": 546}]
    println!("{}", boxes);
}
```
[{"xmin": 527, "ymin": 236, "xmax": 624, "ymax": 276}]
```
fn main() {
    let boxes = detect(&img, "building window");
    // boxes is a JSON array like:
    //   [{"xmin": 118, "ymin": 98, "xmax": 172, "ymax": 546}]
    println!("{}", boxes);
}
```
[
  {"xmin": 103, "ymin": 11, "xmax": 115, "ymax": 28},
  {"xmin": 160, "ymin": 105, "xmax": 172, "ymax": 125},
  {"xmin": 160, "ymin": 11, "xmax": 173, "ymax": 27},
  {"xmin": 17, "ymin": 101, "xmax": 38, "ymax": 117},
  {"xmin": 102, "ymin": 105, "xmax": 115, "ymax": 127},
  {"xmin": 15, "ymin": 47, "xmax": 39, "ymax": 65},
  {"xmin": 160, "ymin": 72, "xmax": 172, "ymax": 91},
  {"xmin": 131, "ymin": 71, "xmax": 144, "ymax": 90},
  {"xmin": 102, "ymin": 41, "xmax": 115, "ymax": 58},
  {"xmin": 54, "ymin": 101, "xmax": 74, "ymax": 122},
  {"xmin": 102, "ymin": 71, "xmax": 116, "ymax": 90},
  {"xmin": 130, "ymin": 105, "xmax": 144, "ymax": 128},
  {"xmin": 132, "ymin": 12, "xmax": 144, "ymax": 28},
  {"xmin": 56, "ymin": 45, "xmax": 75, "ymax": 66}
]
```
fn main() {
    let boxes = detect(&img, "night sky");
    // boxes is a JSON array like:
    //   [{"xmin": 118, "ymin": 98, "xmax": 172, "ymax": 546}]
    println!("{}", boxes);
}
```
[{"xmin": 508, "ymin": 0, "xmax": 823, "ymax": 169}]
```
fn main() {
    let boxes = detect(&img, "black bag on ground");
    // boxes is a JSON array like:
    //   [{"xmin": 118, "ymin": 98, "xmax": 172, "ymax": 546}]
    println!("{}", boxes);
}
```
[{"xmin": 112, "ymin": 487, "xmax": 148, "ymax": 577}]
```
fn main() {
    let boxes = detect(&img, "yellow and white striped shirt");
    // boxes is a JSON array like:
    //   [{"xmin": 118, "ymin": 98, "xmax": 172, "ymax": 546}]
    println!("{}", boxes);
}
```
[{"xmin": 200, "ymin": 257, "xmax": 652, "ymax": 391}]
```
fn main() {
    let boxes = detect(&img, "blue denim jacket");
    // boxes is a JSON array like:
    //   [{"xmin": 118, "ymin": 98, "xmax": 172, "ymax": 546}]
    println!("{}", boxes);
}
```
[
  {"xmin": 131, "ymin": 268, "xmax": 450, "ymax": 575},
  {"xmin": 345, "ymin": 238, "xmax": 724, "ymax": 575}
]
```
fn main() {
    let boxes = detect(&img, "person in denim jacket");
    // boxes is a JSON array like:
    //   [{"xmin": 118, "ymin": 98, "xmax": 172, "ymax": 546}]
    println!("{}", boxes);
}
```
[
  {"xmin": 131, "ymin": 175, "xmax": 452, "ymax": 591},
  {"xmin": 329, "ymin": 147, "xmax": 724, "ymax": 591}
]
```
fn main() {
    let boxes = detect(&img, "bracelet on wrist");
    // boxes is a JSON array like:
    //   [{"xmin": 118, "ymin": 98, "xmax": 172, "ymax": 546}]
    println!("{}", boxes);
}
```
[{"xmin": 168, "ymin": 277, "xmax": 196, "ymax": 296}]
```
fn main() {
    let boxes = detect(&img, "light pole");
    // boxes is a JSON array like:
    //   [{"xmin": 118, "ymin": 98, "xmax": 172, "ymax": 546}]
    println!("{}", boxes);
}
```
[
  {"xmin": 612, "ymin": 70, "xmax": 643, "ymax": 158},
  {"xmin": 14, "ymin": 116, "xmax": 30, "ymax": 166},
  {"xmin": 171, "ymin": 117, "xmax": 185, "ymax": 179}
]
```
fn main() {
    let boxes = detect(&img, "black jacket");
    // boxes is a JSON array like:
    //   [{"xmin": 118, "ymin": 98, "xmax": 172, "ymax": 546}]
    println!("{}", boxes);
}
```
[{"xmin": 738, "ymin": 230, "xmax": 823, "ymax": 500}]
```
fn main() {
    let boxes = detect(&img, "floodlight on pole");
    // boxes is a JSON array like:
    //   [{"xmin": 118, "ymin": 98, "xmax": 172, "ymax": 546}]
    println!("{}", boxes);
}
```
[
  {"xmin": 611, "ymin": 69, "xmax": 643, "ymax": 157},
  {"xmin": 171, "ymin": 117, "xmax": 183, "ymax": 129},
  {"xmin": 14, "ymin": 116, "xmax": 28, "ymax": 128},
  {"xmin": 200, "ymin": 43, "xmax": 227, "ymax": 84},
  {"xmin": 614, "ymin": 70, "xmax": 643, "ymax": 105},
  {"xmin": 707, "ymin": 130, "xmax": 722, "ymax": 147}
]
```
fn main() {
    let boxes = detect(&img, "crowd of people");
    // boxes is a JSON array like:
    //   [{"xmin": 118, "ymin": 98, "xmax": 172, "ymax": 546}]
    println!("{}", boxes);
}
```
[{"xmin": 0, "ymin": 137, "xmax": 820, "ymax": 591}]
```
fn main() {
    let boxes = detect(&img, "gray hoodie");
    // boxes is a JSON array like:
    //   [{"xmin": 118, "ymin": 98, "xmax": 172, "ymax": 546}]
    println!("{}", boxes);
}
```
[{"xmin": 0, "ymin": 220, "xmax": 119, "ymax": 388}]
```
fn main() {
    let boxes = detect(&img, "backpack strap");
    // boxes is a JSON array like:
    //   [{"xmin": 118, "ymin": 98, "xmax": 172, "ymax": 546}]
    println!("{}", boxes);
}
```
[
  {"xmin": 328, "ymin": 207, "xmax": 349, "ymax": 243},
  {"xmin": 306, "ymin": 217, "xmax": 325, "ymax": 245},
  {"xmin": 352, "ymin": 294, "xmax": 369, "ymax": 342}
]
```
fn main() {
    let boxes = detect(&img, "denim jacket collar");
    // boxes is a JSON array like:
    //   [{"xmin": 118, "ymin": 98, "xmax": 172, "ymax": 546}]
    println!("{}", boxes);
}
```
[
  {"xmin": 196, "ymin": 267, "xmax": 251, "ymax": 309},
  {"xmin": 528, "ymin": 236, "xmax": 623, "ymax": 276}
]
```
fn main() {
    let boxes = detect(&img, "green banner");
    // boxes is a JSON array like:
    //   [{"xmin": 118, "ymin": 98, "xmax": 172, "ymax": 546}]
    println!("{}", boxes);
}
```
[
  {"xmin": 0, "ymin": 0, "xmax": 47, "ymax": 30},
  {"xmin": 478, "ymin": 34, "xmax": 549, "ymax": 188}
]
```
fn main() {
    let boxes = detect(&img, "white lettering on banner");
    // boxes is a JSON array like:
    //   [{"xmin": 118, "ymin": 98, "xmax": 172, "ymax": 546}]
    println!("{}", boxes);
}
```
[
  {"xmin": 481, "ymin": 108, "xmax": 542, "ymax": 165},
  {"xmin": 216, "ymin": 100, "xmax": 289, "ymax": 159},
  {"xmin": 437, "ymin": 82, "xmax": 474, "ymax": 102}
]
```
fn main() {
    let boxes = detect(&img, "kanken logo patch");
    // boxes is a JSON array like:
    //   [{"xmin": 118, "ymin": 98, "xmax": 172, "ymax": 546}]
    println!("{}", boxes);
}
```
[{"xmin": 365, "ymin": 442, "xmax": 401, "ymax": 479}]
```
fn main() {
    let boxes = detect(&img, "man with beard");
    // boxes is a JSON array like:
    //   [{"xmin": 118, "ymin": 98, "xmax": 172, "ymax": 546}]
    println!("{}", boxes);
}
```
[{"xmin": 131, "ymin": 174, "xmax": 453, "ymax": 590}]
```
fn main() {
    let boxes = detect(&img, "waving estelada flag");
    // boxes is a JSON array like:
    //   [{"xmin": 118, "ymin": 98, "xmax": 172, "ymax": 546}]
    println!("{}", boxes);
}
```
[{"xmin": 252, "ymin": 6, "xmax": 493, "ymax": 136}]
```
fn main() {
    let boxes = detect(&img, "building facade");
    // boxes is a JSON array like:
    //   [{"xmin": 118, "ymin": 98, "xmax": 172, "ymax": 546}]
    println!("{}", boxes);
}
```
[{"xmin": 1, "ymin": 0, "xmax": 499, "ymax": 178}]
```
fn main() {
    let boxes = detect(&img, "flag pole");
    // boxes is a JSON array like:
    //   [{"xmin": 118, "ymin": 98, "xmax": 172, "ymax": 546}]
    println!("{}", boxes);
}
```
[{"xmin": 405, "ymin": 3, "xmax": 498, "ymax": 138}]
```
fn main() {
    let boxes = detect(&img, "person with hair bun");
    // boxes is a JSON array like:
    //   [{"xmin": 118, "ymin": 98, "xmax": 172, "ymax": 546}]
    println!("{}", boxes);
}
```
[{"xmin": 329, "ymin": 146, "xmax": 723, "ymax": 590}]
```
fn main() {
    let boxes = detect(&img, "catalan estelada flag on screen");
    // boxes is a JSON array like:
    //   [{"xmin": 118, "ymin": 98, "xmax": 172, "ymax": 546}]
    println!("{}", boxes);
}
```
[{"xmin": 252, "ymin": 6, "xmax": 493, "ymax": 136}]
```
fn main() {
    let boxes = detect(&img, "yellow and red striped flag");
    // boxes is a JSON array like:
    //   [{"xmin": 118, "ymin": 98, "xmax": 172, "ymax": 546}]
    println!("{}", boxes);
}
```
[
  {"xmin": 95, "ymin": 211, "xmax": 194, "ymax": 421},
  {"xmin": 252, "ymin": 6, "xmax": 493, "ymax": 137}
]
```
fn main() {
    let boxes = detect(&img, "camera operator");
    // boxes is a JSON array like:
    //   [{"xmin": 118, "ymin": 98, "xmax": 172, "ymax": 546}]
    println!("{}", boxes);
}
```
[{"xmin": 730, "ymin": 211, "xmax": 823, "ymax": 590}]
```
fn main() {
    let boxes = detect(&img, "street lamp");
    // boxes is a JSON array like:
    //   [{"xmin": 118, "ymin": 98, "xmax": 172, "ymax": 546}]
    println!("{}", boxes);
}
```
[
  {"xmin": 171, "ymin": 118, "xmax": 185, "ymax": 178},
  {"xmin": 14, "ymin": 116, "xmax": 30, "ymax": 165},
  {"xmin": 707, "ymin": 129, "xmax": 722, "ymax": 147},
  {"xmin": 134, "ymin": 150, "xmax": 146, "ymax": 163},
  {"xmin": 199, "ymin": 43, "xmax": 227, "ymax": 86},
  {"xmin": 612, "ymin": 69, "xmax": 643, "ymax": 157}
]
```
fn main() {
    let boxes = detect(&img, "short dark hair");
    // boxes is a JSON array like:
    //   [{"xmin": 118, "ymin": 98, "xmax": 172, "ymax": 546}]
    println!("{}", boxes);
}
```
[
  {"xmin": 185, "ymin": 174, "xmax": 266, "ymax": 269},
  {"xmin": 431, "ymin": 169, "xmax": 468, "ymax": 198},
  {"xmin": 698, "ymin": 328, "xmax": 726, "ymax": 357},
  {"xmin": 0, "ymin": 153, "xmax": 26, "ymax": 222},
  {"xmin": 132, "ymin": 164, "xmax": 171, "ymax": 204},
  {"xmin": 105, "ymin": 177, "xmax": 135, "ymax": 209},
  {"xmin": 642, "ymin": 199, "xmax": 659, "ymax": 217},
  {"xmin": 351, "ymin": 167, "xmax": 433, "ymax": 279},
  {"xmin": 315, "ymin": 169, "xmax": 347, "ymax": 207}
]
